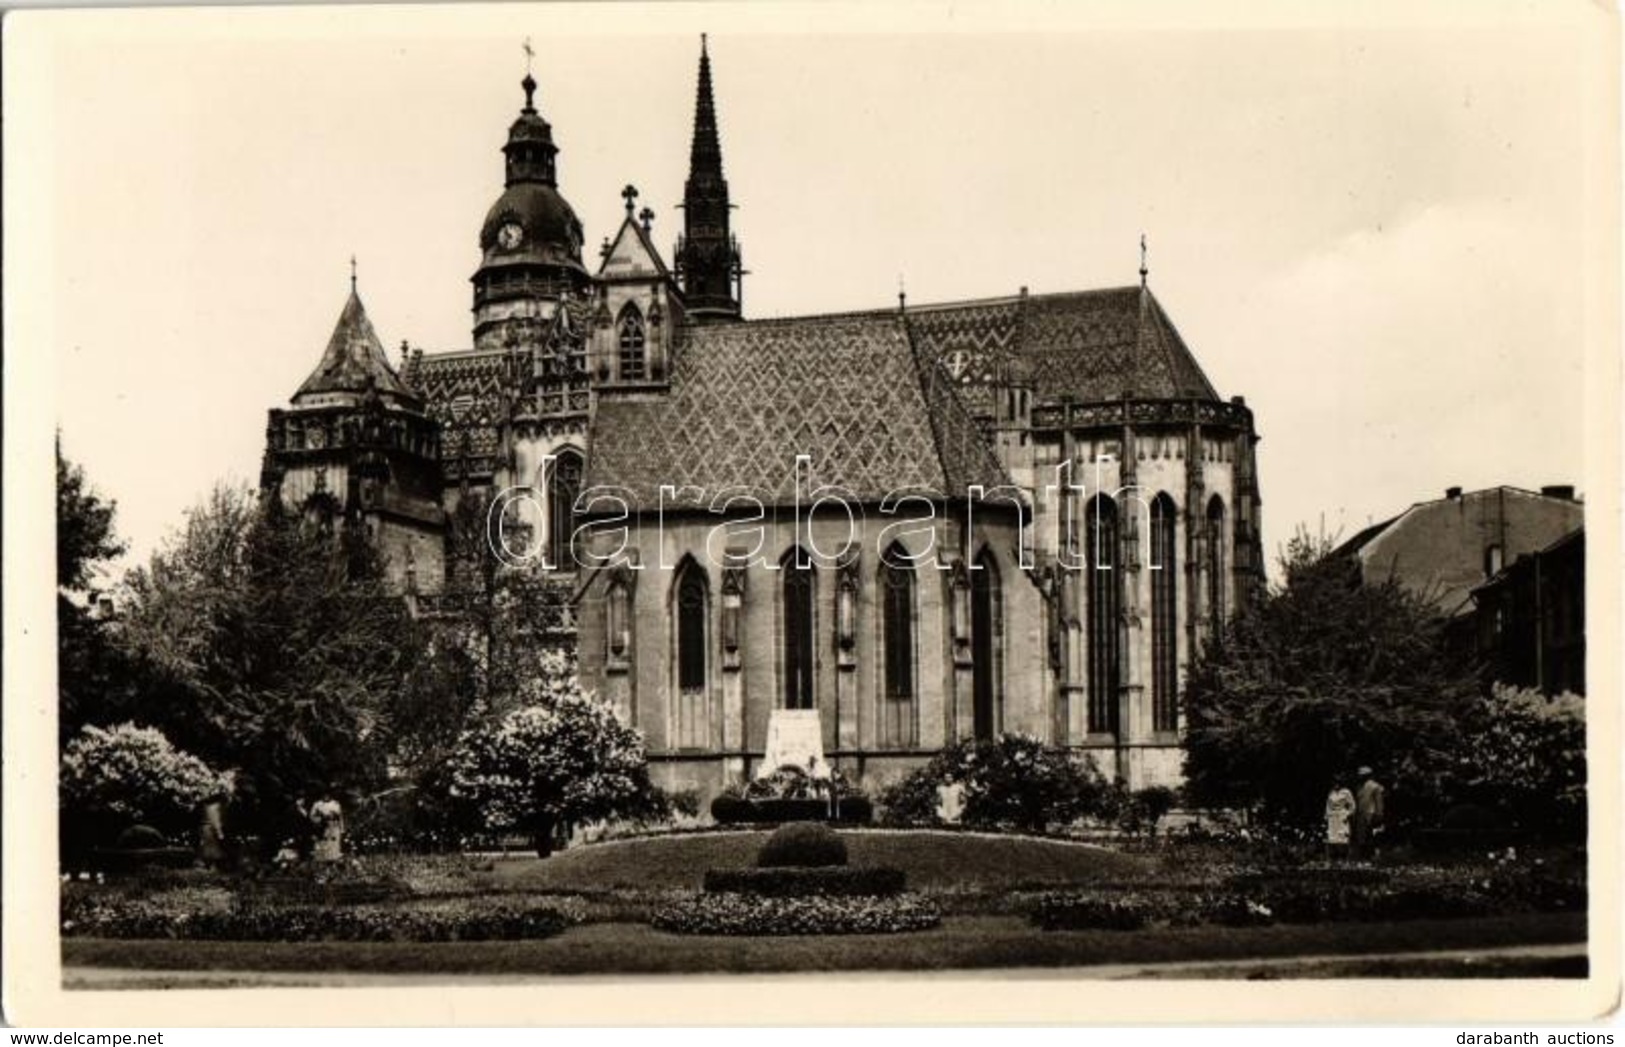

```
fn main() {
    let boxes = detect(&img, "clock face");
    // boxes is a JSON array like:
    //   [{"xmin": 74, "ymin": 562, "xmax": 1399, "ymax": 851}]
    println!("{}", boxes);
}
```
[
  {"xmin": 944, "ymin": 349, "xmax": 971, "ymax": 380},
  {"xmin": 498, "ymin": 222, "xmax": 524, "ymax": 250}
]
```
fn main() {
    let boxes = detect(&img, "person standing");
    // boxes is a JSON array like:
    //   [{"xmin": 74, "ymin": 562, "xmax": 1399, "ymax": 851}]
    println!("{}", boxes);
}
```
[
  {"xmin": 309, "ymin": 790, "xmax": 345, "ymax": 864},
  {"xmin": 1324, "ymin": 778, "xmax": 1355, "ymax": 862},
  {"xmin": 1351, "ymin": 766, "xmax": 1386, "ymax": 861},
  {"xmin": 197, "ymin": 788, "xmax": 231, "ymax": 871}
]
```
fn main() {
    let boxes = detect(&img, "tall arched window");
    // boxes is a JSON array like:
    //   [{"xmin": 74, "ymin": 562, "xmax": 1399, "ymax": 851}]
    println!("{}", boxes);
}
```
[
  {"xmin": 1150, "ymin": 494, "xmax": 1179, "ymax": 733},
  {"xmin": 1206, "ymin": 495, "xmax": 1227, "ymax": 641},
  {"xmin": 782, "ymin": 553, "xmax": 816, "ymax": 710},
  {"xmin": 617, "ymin": 305, "xmax": 647, "ymax": 381},
  {"xmin": 1085, "ymin": 496, "xmax": 1120, "ymax": 736},
  {"xmin": 880, "ymin": 545, "xmax": 917, "ymax": 747},
  {"xmin": 970, "ymin": 548, "xmax": 1003, "ymax": 741},
  {"xmin": 548, "ymin": 449, "xmax": 583, "ymax": 571},
  {"xmin": 673, "ymin": 559, "xmax": 710, "ymax": 750}
]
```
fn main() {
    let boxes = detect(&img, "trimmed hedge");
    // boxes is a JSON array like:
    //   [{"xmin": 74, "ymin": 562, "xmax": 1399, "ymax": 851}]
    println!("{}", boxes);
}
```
[
  {"xmin": 62, "ymin": 899, "xmax": 572, "ymax": 942},
  {"xmin": 651, "ymin": 893, "xmax": 940, "ymax": 936},
  {"xmin": 702, "ymin": 866, "xmax": 906, "ymax": 898},
  {"xmin": 711, "ymin": 796, "xmax": 873, "ymax": 825},
  {"xmin": 757, "ymin": 823, "xmax": 848, "ymax": 868}
]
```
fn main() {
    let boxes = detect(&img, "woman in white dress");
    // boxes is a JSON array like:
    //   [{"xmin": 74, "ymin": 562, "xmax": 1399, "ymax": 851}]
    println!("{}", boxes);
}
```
[
  {"xmin": 1324, "ymin": 778, "xmax": 1356, "ymax": 862},
  {"xmin": 309, "ymin": 791, "xmax": 345, "ymax": 864}
]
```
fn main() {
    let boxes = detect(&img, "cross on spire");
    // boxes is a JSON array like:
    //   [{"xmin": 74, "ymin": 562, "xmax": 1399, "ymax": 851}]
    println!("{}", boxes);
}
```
[
  {"xmin": 523, "ymin": 36, "xmax": 534, "ymax": 74},
  {"xmin": 622, "ymin": 184, "xmax": 639, "ymax": 216},
  {"xmin": 1139, "ymin": 233, "xmax": 1149, "ymax": 288},
  {"xmin": 638, "ymin": 206, "xmax": 655, "ymax": 233},
  {"xmin": 350, "ymin": 254, "xmax": 357, "ymax": 292}
]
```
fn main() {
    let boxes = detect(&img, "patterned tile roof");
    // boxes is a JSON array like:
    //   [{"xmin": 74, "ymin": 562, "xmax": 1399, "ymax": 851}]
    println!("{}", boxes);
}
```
[
  {"xmin": 585, "ymin": 314, "xmax": 1011, "ymax": 510},
  {"xmin": 905, "ymin": 286, "xmax": 1219, "ymax": 407},
  {"xmin": 295, "ymin": 290, "xmax": 418, "ymax": 405}
]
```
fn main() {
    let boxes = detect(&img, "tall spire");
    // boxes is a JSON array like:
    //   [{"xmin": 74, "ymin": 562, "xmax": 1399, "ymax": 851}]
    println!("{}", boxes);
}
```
[{"xmin": 677, "ymin": 33, "xmax": 743, "ymax": 321}]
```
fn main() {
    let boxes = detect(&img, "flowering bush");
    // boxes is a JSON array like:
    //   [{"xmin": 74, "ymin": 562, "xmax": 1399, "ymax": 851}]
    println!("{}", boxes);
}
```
[
  {"xmin": 447, "ymin": 678, "xmax": 665, "ymax": 854},
  {"xmin": 1456, "ymin": 685, "xmax": 1586, "ymax": 839},
  {"xmin": 878, "ymin": 735, "xmax": 1112, "ymax": 833},
  {"xmin": 651, "ymin": 893, "xmax": 940, "ymax": 935},
  {"xmin": 60, "ymin": 723, "xmax": 228, "ymax": 847}
]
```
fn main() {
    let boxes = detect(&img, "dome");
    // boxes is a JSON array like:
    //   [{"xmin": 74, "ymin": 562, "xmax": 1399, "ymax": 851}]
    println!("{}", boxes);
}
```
[{"xmin": 478, "ymin": 182, "xmax": 587, "ymax": 274}]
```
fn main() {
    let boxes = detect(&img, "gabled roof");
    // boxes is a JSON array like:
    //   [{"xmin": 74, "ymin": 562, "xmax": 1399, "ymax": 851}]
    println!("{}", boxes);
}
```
[
  {"xmin": 902, "ymin": 286, "xmax": 1220, "ymax": 407},
  {"xmin": 597, "ymin": 214, "xmax": 672, "ymax": 281},
  {"xmin": 294, "ymin": 290, "xmax": 417, "ymax": 406},
  {"xmin": 584, "ymin": 313, "xmax": 1012, "ymax": 511}
]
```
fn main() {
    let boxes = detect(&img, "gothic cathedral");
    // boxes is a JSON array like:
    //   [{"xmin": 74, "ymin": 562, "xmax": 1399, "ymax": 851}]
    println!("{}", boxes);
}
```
[{"xmin": 261, "ymin": 39, "xmax": 1266, "ymax": 797}]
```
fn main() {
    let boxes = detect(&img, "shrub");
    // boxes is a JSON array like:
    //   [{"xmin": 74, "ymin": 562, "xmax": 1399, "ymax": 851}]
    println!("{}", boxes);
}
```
[
  {"xmin": 113, "ymin": 824, "xmax": 170, "ymax": 850},
  {"xmin": 650, "ymin": 893, "xmax": 940, "ymax": 935},
  {"xmin": 1031, "ymin": 893, "xmax": 1155, "ymax": 931},
  {"xmin": 711, "ymin": 796, "xmax": 873, "ymax": 825},
  {"xmin": 757, "ymin": 823, "xmax": 848, "ymax": 868},
  {"xmin": 60, "ymin": 723, "xmax": 227, "ymax": 849},
  {"xmin": 1456, "ymin": 686, "xmax": 1586, "ymax": 840},
  {"xmin": 447, "ymin": 681, "xmax": 666, "ymax": 855},
  {"xmin": 702, "ymin": 866, "xmax": 906, "ymax": 897},
  {"xmin": 877, "ymin": 735, "xmax": 1112, "ymax": 833}
]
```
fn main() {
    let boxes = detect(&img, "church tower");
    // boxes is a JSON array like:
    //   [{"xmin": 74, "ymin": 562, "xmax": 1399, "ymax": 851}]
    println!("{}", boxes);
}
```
[
  {"xmin": 261, "ymin": 274, "xmax": 446, "ymax": 595},
  {"xmin": 675, "ymin": 35, "xmax": 744, "ymax": 321},
  {"xmin": 471, "ymin": 71, "xmax": 593, "ymax": 353}
]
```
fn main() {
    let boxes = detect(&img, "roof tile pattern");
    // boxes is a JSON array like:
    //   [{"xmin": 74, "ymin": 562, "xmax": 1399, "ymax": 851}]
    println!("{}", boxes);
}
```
[
  {"xmin": 295, "ymin": 291, "xmax": 417, "ymax": 404},
  {"xmin": 908, "ymin": 287, "xmax": 1218, "ymax": 406},
  {"xmin": 585, "ymin": 315, "xmax": 1010, "ymax": 509}
]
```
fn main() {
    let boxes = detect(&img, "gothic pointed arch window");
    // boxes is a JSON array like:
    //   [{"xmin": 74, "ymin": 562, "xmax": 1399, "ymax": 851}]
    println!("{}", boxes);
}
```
[
  {"xmin": 1085, "ymin": 495, "xmax": 1120, "ymax": 736},
  {"xmin": 1150, "ymin": 493, "xmax": 1179, "ymax": 733},
  {"xmin": 1206, "ymin": 495, "xmax": 1227, "ymax": 642},
  {"xmin": 781, "ymin": 551, "xmax": 816, "ymax": 710},
  {"xmin": 673, "ymin": 558, "xmax": 711, "ymax": 750},
  {"xmin": 617, "ymin": 304, "xmax": 647, "ymax": 381},
  {"xmin": 880, "ymin": 544, "xmax": 917, "ymax": 747},
  {"xmin": 548, "ymin": 449, "xmax": 584, "ymax": 571},
  {"xmin": 970, "ymin": 547, "xmax": 1003, "ymax": 741}
]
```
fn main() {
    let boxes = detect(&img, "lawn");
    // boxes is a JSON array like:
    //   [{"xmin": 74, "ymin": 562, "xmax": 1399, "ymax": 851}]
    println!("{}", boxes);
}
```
[{"xmin": 476, "ymin": 829, "xmax": 1153, "ymax": 893}]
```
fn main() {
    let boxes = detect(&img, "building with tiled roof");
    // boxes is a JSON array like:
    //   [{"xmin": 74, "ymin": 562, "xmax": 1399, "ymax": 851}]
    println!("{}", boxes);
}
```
[{"xmin": 260, "ymin": 38, "xmax": 1265, "ymax": 793}]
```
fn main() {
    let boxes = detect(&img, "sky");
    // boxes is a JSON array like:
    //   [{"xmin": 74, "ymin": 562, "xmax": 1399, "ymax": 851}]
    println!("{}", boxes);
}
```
[{"xmin": 11, "ymin": 1, "xmax": 1613, "ymax": 583}]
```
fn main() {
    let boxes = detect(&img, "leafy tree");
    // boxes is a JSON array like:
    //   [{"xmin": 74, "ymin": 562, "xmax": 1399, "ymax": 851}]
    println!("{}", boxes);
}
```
[
  {"xmin": 116, "ymin": 486, "xmax": 423, "ymax": 847},
  {"xmin": 57, "ymin": 440, "xmax": 132, "ymax": 740},
  {"xmin": 447, "ymin": 676, "xmax": 665, "ymax": 855},
  {"xmin": 1181, "ymin": 531, "xmax": 1478, "ymax": 833}
]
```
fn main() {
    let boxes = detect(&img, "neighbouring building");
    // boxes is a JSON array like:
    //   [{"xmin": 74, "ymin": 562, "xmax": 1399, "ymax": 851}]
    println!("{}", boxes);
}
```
[
  {"xmin": 260, "ymin": 40, "xmax": 1266, "ymax": 798},
  {"xmin": 1469, "ymin": 527, "xmax": 1585, "ymax": 696},
  {"xmin": 1333, "ymin": 485, "xmax": 1584, "ymax": 619}
]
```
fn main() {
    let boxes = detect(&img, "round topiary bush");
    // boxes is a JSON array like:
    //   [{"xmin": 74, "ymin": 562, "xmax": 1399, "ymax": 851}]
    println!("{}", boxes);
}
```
[{"xmin": 757, "ymin": 822, "xmax": 847, "ymax": 868}]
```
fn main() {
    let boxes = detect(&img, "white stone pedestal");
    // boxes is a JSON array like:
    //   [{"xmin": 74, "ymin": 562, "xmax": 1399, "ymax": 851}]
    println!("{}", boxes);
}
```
[{"xmin": 758, "ymin": 709, "xmax": 827, "ymax": 779}]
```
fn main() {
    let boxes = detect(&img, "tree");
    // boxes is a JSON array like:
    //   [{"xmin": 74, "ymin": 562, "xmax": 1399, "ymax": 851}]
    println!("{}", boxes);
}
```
[
  {"xmin": 447, "ymin": 676, "xmax": 665, "ymax": 855},
  {"xmin": 56, "ymin": 440, "xmax": 131, "ymax": 741},
  {"xmin": 1181, "ymin": 531, "xmax": 1478, "ymax": 833},
  {"xmin": 116, "ymin": 487, "xmax": 424, "ymax": 846}
]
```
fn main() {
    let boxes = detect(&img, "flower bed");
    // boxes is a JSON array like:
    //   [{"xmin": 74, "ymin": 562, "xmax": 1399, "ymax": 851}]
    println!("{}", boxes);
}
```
[
  {"xmin": 651, "ymin": 892, "xmax": 940, "ymax": 936},
  {"xmin": 62, "ymin": 895, "xmax": 573, "ymax": 942},
  {"xmin": 701, "ymin": 866, "xmax": 906, "ymax": 898}
]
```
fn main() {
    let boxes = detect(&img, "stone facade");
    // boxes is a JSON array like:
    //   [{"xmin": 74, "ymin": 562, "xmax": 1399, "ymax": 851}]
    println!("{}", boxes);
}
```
[{"xmin": 260, "ymin": 40, "xmax": 1266, "ymax": 798}]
